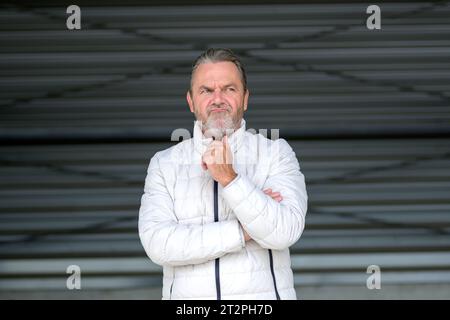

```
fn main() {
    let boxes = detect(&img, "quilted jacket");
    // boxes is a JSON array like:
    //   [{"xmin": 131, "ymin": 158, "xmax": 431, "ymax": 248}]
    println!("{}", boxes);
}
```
[{"xmin": 138, "ymin": 119, "xmax": 308, "ymax": 299}]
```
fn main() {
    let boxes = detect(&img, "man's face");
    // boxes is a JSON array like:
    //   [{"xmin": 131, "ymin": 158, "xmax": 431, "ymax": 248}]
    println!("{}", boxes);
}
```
[{"xmin": 187, "ymin": 61, "xmax": 249, "ymax": 138}]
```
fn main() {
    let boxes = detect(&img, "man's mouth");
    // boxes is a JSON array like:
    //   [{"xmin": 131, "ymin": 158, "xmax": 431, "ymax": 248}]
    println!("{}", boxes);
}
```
[{"xmin": 209, "ymin": 108, "xmax": 228, "ymax": 113}]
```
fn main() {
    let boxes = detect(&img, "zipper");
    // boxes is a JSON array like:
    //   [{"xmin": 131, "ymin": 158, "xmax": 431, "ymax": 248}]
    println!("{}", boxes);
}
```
[
  {"xmin": 169, "ymin": 267, "xmax": 175, "ymax": 300},
  {"xmin": 269, "ymin": 249, "xmax": 280, "ymax": 300},
  {"xmin": 214, "ymin": 180, "xmax": 221, "ymax": 300},
  {"xmin": 169, "ymin": 280, "xmax": 174, "ymax": 300}
]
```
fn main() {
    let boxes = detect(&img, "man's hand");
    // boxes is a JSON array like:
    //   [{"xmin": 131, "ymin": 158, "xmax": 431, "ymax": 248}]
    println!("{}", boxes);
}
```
[
  {"xmin": 202, "ymin": 136, "xmax": 237, "ymax": 187},
  {"xmin": 242, "ymin": 188, "xmax": 283, "ymax": 242},
  {"xmin": 242, "ymin": 228, "xmax": 252, "ymax": 242},
  {"xmin": 263, "ymin": 188, "xmax": 283, "ymax": 202}
]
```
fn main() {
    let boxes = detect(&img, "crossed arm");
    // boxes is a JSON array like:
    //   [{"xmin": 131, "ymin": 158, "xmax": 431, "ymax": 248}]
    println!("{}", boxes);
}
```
[
  {"xmin": 242, "ymin": 188, "xmax": 282, "ymax": 241},
  {"xmin": 138, "ymin": 139, "xmax": 307, "ymax": 267}
]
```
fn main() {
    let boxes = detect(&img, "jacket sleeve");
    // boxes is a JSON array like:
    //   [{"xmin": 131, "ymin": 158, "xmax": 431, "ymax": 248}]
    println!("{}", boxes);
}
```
[
  {"xmin": 138, "ymin": 152, "xmax": 246, "ymax": 267},
  {"xmin": 222, "ymin": 139, "xmax": 308, "ymax": 250}
]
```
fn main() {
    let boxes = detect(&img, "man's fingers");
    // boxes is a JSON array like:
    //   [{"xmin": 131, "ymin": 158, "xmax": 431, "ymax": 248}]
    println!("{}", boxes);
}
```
[
  {"xmin": 206, "ymin": 141, "xmax": 226, "ymax": 164},
  {"xmin": 201, "ymin": 161, "xmax": 207, "ymax": 170},
  {"xmin": 271, "ymin": 195, "xmax": 283, "ymax": 202},
  {"xmin": 202, "ymin": 152, "xmax": 215, "ymax": 165},
  {"xmin": 263, "ymin": 188, "xmax": 283, "ymax": 202},
  {"xmin": 263, "ymin": 189, "xmax": 280, "ymax": 197},
  {"xmin": 223, "ymin": 135, "xmax": 234, "ymax": 165},
  {"xmin": 203, "ymin": 137, "xmax": 233, "ymax": 166},
  {"xmin": 205, "ymin": 142, "xmax": 221, "ymax": 157},
  {"xmin": 208, "ymin": 140, "xmax": 223, "ymax": 150}
]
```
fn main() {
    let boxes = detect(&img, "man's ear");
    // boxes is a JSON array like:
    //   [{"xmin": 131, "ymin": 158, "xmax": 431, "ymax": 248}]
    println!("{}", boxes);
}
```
[
  {"xmin": 243, "ymin": 89, "xmax": 249, "ymax": 111},
  {"xmin": 186, "ymin": 91, "xmax": 194, "ymax": 113}
]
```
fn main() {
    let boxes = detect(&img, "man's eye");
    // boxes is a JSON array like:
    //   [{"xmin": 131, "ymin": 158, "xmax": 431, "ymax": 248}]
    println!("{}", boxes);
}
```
[{"xmin": 227, "ymin": 87, "xmax": 236, "ymax": 92}]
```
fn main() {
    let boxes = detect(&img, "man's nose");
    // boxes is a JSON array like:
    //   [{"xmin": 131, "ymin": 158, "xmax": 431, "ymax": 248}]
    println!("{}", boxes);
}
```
[{"xmin": 212, "ymin": 89, "xmax": 225, "ymax": 104}]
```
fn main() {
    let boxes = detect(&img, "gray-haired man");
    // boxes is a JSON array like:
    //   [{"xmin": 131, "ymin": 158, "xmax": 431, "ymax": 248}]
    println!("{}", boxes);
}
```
[{"xmin": 139, "ymin": 48, "xmax": 308, "ymax": 300}]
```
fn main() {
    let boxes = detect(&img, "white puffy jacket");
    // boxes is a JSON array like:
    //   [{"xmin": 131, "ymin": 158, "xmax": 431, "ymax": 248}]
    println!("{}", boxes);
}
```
[{"xmin": 139, "ymin": 119, "xmax": 308, "ymax": 300}]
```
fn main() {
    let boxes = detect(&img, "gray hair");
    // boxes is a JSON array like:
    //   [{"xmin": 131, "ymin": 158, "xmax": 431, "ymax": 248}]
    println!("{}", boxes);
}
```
[{"xmin": 189, "ymin": 48, "xmax": 248, "ymax": 93}]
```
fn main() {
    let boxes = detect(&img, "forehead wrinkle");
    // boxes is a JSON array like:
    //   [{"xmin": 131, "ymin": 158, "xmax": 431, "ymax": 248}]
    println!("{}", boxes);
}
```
[
  {"xmin": 199, "ymin": 81, "xmax": 239, "ymax": 90},
  {"xmin": 193, "ymin": 62, "xmax": 242, "ymax": 88}
]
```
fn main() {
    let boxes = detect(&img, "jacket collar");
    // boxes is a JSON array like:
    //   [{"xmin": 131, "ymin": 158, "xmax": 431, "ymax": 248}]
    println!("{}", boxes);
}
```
[{"xmin": 193, "ymin": 118, "xmax": 246, "ymax": 155}]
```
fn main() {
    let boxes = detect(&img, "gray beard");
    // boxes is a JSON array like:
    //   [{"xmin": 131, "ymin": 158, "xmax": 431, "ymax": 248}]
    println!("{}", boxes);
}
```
[{"xmin": 202, "ymin": 111, "xmax": 236, "ymax": 140}]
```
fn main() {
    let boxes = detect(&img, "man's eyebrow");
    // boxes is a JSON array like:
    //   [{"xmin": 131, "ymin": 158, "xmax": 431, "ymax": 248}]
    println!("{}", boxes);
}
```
[
  {"xmin": 223, "ymin": 83, "xmax": 238, "ymax": 88},
  {"xmin": 197, "ymin": 83, "xmax": 240, "ymax": 92},
  {"xmin": 198, "ymin": 85, "xmax": 213, "ymax": 91}
]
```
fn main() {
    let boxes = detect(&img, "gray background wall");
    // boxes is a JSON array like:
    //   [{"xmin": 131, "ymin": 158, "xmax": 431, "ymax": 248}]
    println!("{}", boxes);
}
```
[{"xmin": 0, "ymin": 1, "xmax": 450, "ymax": 299}]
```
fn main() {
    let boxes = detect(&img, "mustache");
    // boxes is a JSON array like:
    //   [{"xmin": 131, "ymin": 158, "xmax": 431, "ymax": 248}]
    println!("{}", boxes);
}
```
[{"xmin": 207, "ymin": 104, "xmax": 231, "ymax": 114}]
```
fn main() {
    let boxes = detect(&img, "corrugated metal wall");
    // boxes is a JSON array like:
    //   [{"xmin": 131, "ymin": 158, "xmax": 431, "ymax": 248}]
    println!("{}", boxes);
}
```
[{"xmin": 1, "ymin": 1, "xmax": 450, "ymax": 299}]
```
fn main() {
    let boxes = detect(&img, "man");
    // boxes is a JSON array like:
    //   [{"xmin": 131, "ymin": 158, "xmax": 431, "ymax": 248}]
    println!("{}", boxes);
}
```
[{"xmin": 139, "ymin": 48, "xmax": 308, "ymax": 300}]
